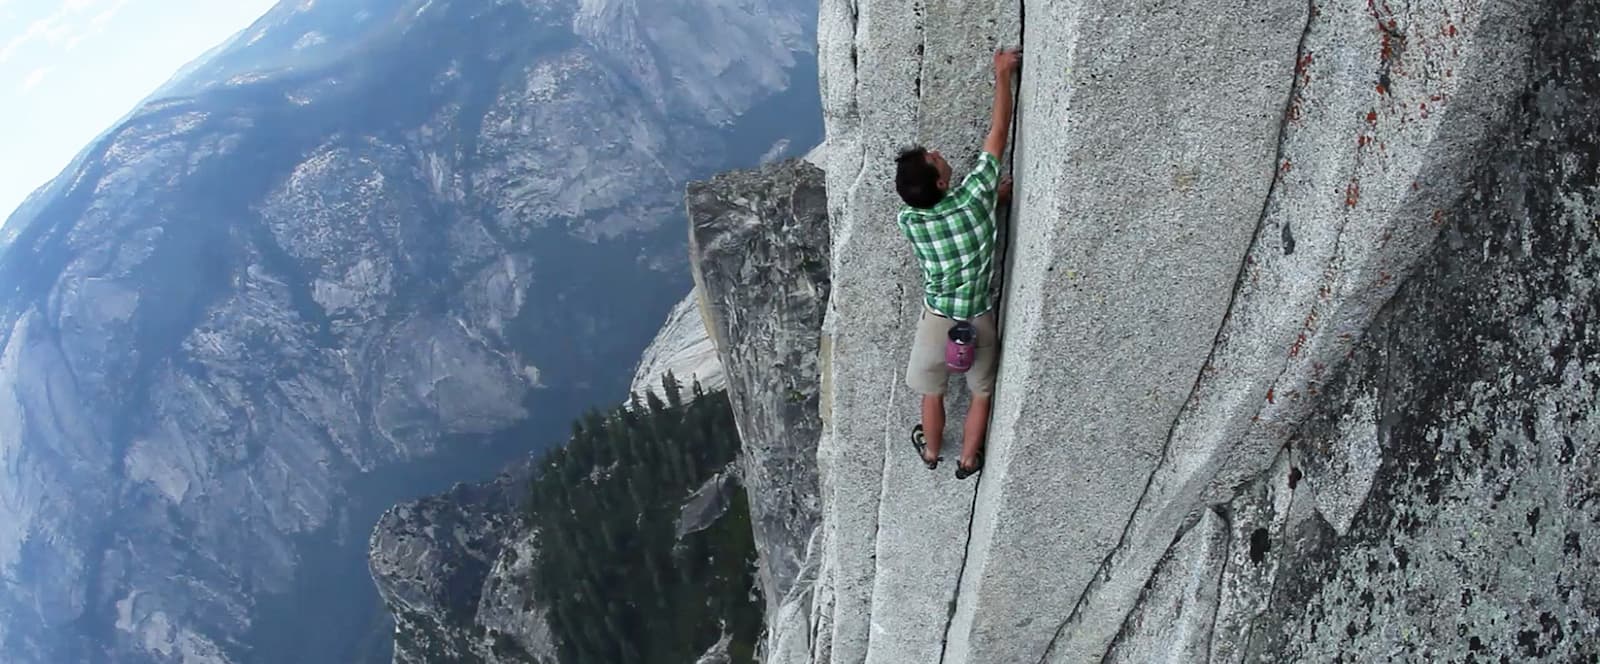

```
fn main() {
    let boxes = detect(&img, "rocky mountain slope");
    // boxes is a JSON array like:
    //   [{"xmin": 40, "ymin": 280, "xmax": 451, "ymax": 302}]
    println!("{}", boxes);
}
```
[
  {"xmin": 369, "ymin": 383, "xmax": 757, "ymax": 664},
  {"xmin": 0, "ymin": 0, "xmax": 818, "ymax": 662},
  {"xmin": 368, "ymin": 463, "xmax": 557, "ymax": 664},
  {"xmin": 367, "ymin": 156, "xmax": 831, "ymax": 663},
  {"xmin": 752, "ymin": 0, "xmax": 1598, "ymax": 661}
]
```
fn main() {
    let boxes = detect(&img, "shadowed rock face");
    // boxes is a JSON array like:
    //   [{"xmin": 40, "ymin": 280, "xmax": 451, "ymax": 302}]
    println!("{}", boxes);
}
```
[
  {"xmin": 1226, "ymin": 9, "xmax": 1600, "ymax": 659},
  {"xmin": 0, "ymin": 0, "xmax": 816, "ymax": 661},
  {"xmin": 767, "ymin": 0, "xmax": 1598, "ymax": 661},
  {"xmin": 686, "ymin": 159, "xmax": 830, "ymax": 637},
  {"xmin": 368, "ymin": 465, "xmax": 559, "ymax": 664}
]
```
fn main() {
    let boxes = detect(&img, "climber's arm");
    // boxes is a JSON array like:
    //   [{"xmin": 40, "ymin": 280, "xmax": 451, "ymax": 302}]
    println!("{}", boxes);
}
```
[{"xmin": 982, "ymin": 48, "xmax": 1021, "ymax": 160}]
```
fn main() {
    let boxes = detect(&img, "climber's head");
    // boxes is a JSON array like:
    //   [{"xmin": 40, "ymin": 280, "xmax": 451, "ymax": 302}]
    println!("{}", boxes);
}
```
[{"xmin": 895, "ymin": 146, "xmax": 951, "ymax": 209}]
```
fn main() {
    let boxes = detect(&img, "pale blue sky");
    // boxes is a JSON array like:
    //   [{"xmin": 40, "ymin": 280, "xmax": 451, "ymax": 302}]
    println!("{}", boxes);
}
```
[{"xmin": 0, "ymin": 0, "xmax": 278, "ymax": 224}]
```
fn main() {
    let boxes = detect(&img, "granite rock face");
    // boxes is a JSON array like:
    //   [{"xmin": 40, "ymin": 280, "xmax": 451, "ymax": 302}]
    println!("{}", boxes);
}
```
[
  {"xmin": 1224, "ymin": 8, "xmax": 1600, "ymax": 659},
  {"xmin": 369, "ymin": 465, "xmax": 558, "ymax": 664},
  {"xmin": 629, "ymin": 288, "xmax": 727, "ymax": 405},
  {"xmin": 772, "ymin": 0, "xmax": 1597, "ymax": 661},
  {"xmin": 0, "ymin": 0, "xmax": 817, "ymax": 661},
  {"xmin": 686, "ymin": 159, "xmax": 830, "ymax": 638}
]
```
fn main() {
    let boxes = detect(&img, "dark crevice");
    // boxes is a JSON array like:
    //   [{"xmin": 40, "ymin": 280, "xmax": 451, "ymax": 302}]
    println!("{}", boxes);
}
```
[
  {"xmin": 1249, "ymin": 528, "xmax": 1272, "ymax": 563},
  {"xmin": 937, "ymin": 470, "xmax": 987, "ymax": 664},
  {"xmin": 1113, "ymin": 510, "xmax": 1225, "ymax": 661},
  {"xmin": 913, "ymin": 1, "xmax": 929, "ymax": 127},
  {"xmin": 1033, "ymin": 0, "xmax": 1320, "ymax": 660},
  {"xmin": 1239, "ymin": 455, "xmax": 1307, "ymax": 657},
  {"xmin": 1200, "ymin": 507, "xmax": 1235, "ymax": 662}
]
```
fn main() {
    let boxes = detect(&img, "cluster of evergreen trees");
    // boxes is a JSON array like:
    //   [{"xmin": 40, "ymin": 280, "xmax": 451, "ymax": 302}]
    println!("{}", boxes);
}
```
[{"xmin": 522, "ymin": 373, "xmax": 761, "ymax": 663}]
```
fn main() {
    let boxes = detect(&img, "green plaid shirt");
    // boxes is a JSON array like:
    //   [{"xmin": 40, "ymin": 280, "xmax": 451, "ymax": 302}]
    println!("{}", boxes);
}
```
[{"xmin": 897, "ymin": 152, "xmax": 1000, "ymax": 320}]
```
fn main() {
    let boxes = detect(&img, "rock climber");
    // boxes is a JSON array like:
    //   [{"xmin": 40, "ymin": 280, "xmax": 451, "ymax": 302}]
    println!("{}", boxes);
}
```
[{"xmin": 895, "ymin": 46, "xmax": 1020, "ymax": 480}]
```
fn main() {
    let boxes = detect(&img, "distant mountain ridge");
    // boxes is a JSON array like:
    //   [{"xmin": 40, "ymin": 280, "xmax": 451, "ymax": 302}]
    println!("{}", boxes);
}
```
[{"xmin": 0, "ymin": 0, "xmax": 819, "ymax": 661}]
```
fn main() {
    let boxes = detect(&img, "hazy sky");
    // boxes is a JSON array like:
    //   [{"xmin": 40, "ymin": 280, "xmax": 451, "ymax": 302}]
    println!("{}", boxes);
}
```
[{"xmin": 0, "ymin": 0, "xmax": 279, "ymax": 225}]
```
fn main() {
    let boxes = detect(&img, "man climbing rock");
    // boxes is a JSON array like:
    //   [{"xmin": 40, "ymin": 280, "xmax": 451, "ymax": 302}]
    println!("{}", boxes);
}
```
[{"xmin": 895, "ymin": 47, "xmax": 1020, "ymax": 479}]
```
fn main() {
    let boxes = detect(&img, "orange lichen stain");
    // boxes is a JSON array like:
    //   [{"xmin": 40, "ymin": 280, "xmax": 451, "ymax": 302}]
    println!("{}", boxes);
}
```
[
  {"xmin": 1345, "ymin": 180, "xmax": 1362, "ymax": 208},
  {"xmin": 1376, "ymin": 83, "xmax": 1388, "ymax": 95},
  {"xmin": 1366, "ymin": 110, "xmax": 1379, "ymax": 124}
]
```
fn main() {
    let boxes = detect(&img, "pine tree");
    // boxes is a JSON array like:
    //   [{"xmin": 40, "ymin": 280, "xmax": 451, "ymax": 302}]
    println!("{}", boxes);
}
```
[{"xmin": 662, "ymin": 370, "xmax": 683, "ymax": 409}]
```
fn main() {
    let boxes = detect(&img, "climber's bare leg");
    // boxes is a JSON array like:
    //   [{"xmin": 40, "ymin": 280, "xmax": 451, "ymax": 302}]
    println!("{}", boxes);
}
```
[
  {"xmin": 921, "ymin": 394, "xmax": 946, "ymax": 462},
  {"xmin": 960, "ymin": 394, "xmax": 991, "ymax": 469}
]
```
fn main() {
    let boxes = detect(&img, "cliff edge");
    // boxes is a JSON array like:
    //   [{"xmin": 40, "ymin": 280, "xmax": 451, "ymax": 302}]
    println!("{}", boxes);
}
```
[{"xmin": 687, "ymin": 159, "xmax": 831, "ymax": 639}]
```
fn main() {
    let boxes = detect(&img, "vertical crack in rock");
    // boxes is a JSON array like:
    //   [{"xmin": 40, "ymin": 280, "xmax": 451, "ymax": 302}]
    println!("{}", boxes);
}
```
[
  {"xmin": 1102, "ymin": 508, "xmax": 1231, "ymax": 664},
  {"xmin": 941, "ymin": 0, "xmax": 1022, "ymax": 659},
  {"xmin": 812, "ymin": 0, "xmax": 927, "ymax": 656},
  {"xmin": 1238, "ymin": 447, "xmax": 1324, "ymax": 658},
  {"xmin": 938, "ymin": 475, "xmax": 987, "ymax": 664},
  {"xmin": 1199, "ymin": 508, "xmax": 1235, "ymax": 662},
  {"xmin": 856, "ymin": 0, "xmax": 1019, "ymax": 660},
  {"xmin": 914, "ymin": 0, "xmax": 928, "ymax": 106}
]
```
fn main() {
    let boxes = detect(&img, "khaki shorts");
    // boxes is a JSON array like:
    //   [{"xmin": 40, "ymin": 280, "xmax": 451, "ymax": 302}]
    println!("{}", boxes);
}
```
[{"xmin": 905, "ymin": 307, "xmax": 999, "ymax": 396}]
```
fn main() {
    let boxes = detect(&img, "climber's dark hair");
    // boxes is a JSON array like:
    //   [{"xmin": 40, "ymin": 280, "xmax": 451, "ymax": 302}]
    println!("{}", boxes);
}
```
[{"xmin": 895, "ymin": 147, "xmax": 943, "ymax": 209}]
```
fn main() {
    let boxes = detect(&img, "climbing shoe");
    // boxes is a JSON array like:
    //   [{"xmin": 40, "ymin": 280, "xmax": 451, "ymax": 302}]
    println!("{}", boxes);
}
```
[
  {"xmin": 955, "ymin": 451, "xmax": 984, "ymax": 480},
  {"xmin": 910, "ymin": 424, "xmax": 940, "ymax": 470}
]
